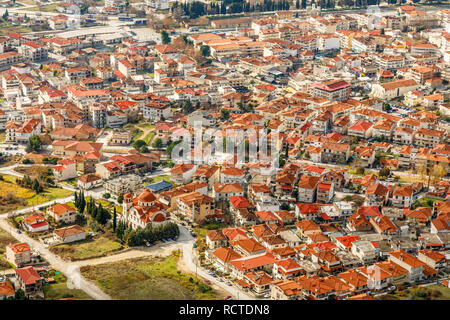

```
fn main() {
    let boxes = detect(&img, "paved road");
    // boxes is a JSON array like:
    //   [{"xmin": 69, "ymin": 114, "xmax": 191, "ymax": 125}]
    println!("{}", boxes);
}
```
[{"xmin": 180, "ymin": 240, "xmax": 256, "ymax": 300}]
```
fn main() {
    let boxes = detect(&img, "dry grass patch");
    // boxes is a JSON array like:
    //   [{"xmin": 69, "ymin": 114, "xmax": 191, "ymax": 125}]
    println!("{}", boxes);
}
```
[{"xmin": 81, "ymin": 252, "xmax": 220, "ymax": 300}]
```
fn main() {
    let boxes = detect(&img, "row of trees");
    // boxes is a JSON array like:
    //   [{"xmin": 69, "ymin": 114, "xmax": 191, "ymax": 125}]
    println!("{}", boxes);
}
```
[
  {"xmin": 74, "ymin": 191, "xmax": 86, "ymax": 214},
  {"xmin": 114, "ymin": 221, "xmax": 180, "ymax": 246},
  {"xmin": 169, "ymin": 0, "xmax": 387, "ymax": 17},
  {"xmin": 172, "ymin": 0, "xmax": 292, "ymax": 16},
  {"xmin": 85, "ymin": 197, "xmax": 111, "ymax": 225},
  {"xmin": 17, "ymin": 175, "xmax": 43, "ymax": 193},
  {"xmin": 172, "ymin": 1, "xmax": 207, "ymax": 19}
]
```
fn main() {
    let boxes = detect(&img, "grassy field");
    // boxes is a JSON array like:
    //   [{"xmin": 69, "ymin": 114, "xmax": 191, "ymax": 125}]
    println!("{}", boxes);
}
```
[
  {"xmin": 50, "ymin": 233, "xmax": 123, "ymax": 261},
  {"xmin": 136, "ymin": 123, "xmax": 155, "ymax": 130},
  {"xmin": 43, "ymin": 269, "xmax": 93, "ymax": 300},
  {"xmin": 26, "ymin": 187, "xmax": 73, "ymax": 207},
  {"xmin": 81, "ymin": 252, "xmax": 221, "ymax": 300},
  {"xmin": 0, "ymin": 228, "xmax": 17, "ymax": 270},
  {"xmin": 125, "ymin": 122, "xmax": 156, "ymax": 143},
  {"xmin": 17, "ymin": 0, "xmax": 37, "ymax": 5},
  {"xmin": 0, "ymin": 21, "xmax": 33, "ymax": 36},
  {"xmin": 413, "ymin": 196, "xmax": 443, "ymax": 208},
  {"xmin": 143, "ymin": 131, "xmax": 156, "ymax": 144},
  {"xmin": 377, "ymin": 284, "xmax": 450, "ymax": 300},
  {"xmin": 0, "ymin": 131, "xmax": 5, "ymax": 143},
  {"xmin": 23, "ymin": 3, "xmax": 60, "ymax": 12},
  {"xmin": 0, "ymin": 174, "xmax": 73, "ymax": 214}
]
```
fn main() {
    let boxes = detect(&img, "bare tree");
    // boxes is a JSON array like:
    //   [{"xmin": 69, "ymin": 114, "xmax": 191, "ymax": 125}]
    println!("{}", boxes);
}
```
[{"xmin": 147, "ymin": 13, "xmax": 164, "ymax": 31}]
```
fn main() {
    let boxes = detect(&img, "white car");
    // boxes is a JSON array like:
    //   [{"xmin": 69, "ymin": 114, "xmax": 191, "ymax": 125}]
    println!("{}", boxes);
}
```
[{"xmin": 387, "ymin": 285, "xmax": 396, "ymax": 291}]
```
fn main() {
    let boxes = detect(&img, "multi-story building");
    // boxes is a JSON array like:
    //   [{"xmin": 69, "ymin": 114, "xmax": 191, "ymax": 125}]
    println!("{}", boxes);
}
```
[
  {"xmin": 15, "ymin": 267, "xmax": 43, "ymax": 298},
  {"xmin": 18, "ymin": 42, "xmax": 48, "ymax": 62},
  {"xmin": 6, "ymin": 243, "xmax": 32, "ymax": 268},
  {"xmin": 297, "ymin": 175, "xmax": 319, "ymax": 203},
  {"xmin": 5, "ymin": 118, "xmax": 41, "ymax": 143},
  {"xmin": 321, "ymin": 142, "xmax": 350, "ymax": 164},
  {"xmin": 414, "ymin": 128, "xmax": 445, "ymax": 148},
  {"xmin": 176, "ymin": 192, "xmax": 215, "ymax": 223},
  {"xmin": 47, "ymin": 203, "xmax": 78, "ymax": 224},
  {"xmin": 309, "ymin": 79, "xmax": 350, "ymax": 102},
  {"xmin": 143, "ymin": 101, "xmax": 172, "ymax": 122}
]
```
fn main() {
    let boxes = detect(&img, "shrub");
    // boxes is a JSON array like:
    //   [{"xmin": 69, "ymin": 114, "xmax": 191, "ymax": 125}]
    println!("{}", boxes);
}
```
[
  {"xmin": 430, "ymin": 290, "xmax": 442, "ymax": 298},
  {"xmin": 414, "ymin": 289, "xmax": 428, "ymax": 298}
]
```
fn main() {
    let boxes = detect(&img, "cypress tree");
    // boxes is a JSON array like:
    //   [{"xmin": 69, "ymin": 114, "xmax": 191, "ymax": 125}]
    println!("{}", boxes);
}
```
[{"xmin": 113, "ymin": 207, "xmax": 117, "ymax": 232}]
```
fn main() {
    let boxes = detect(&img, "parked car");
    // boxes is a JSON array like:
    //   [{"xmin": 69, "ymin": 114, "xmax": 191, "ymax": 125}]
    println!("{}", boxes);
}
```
[{"xmin": 387, "ymin": 285, "xmax": 396, "ymax": 291}]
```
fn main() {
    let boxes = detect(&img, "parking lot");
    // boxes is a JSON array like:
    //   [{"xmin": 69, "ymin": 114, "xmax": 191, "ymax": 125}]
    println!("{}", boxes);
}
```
[{"xmin": 0, "ymin": 143, "xmax": 26, "ymax": 156}]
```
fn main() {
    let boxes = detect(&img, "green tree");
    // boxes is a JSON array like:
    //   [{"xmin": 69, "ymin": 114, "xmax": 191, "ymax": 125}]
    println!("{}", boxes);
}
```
[
  {"xmin": 200, "ymin": 45, "xmax": 210, "ymax": 57},
  {"xmin": 79, "ymin": 191, "xmax": 86, "ymax": 214},
  {"xmin": 113, "ymin": 207, "xmax": 117, "ymax": 232},
  {"xmin": 379, "ymin": 167, "xmax": 391, "ymax": 177},
  {"xmin": 161, "ymin": 30, "xmax": 171, "ymax": 44},
  {"xmin": 117, "ymin": 194, "xmax": 124, "ymax": 204},
  {"xmin": 26, "ymin": 135, "xmax": 41, "ymax": 153},
  {"xmin": 32, "ymin": 179, "xmax": 42, "ymax": 193},
  {"xmin": 14, "ymin": 288, "xmax": 27, "ymax": 300},
  {"xmin": 152, "ymin": 138, "xmax": 163, "ymax": 149},
  {"xmin": 183, "ymin": 100, "xmax": 194, "ymax": 114},
  {"xmin": 220, "ymin": 108, "xmax": 230, "ymax": 121},
  {"xmin": 167, "ymin": 140, "xmax": 181, "ymax": 156},
  {"xmin": 133, "ymin": 139, "xmax": 146, "ymax": 151}
]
